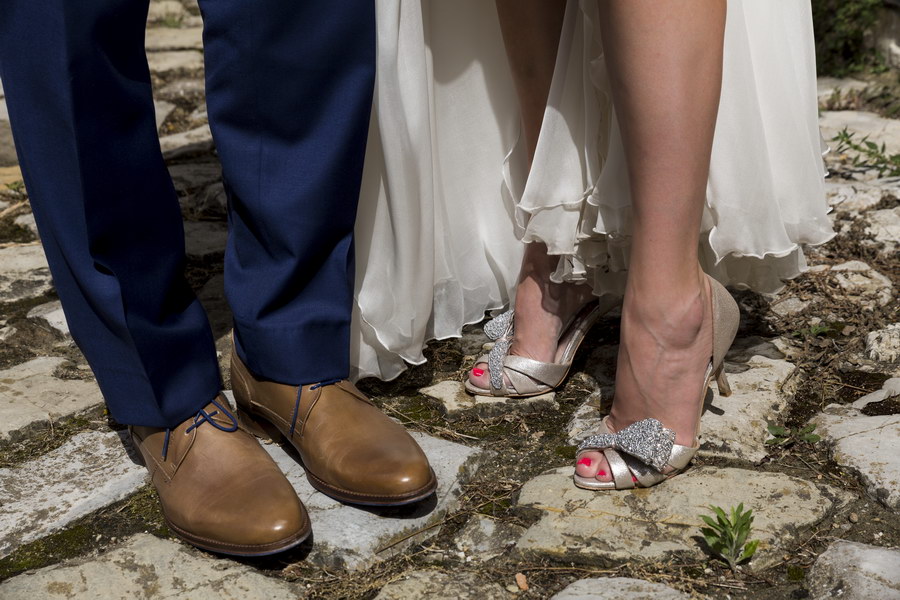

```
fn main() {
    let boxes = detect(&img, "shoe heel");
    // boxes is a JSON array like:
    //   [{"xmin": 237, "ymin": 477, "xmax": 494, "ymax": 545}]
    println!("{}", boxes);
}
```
[{"xmin": 714, "ymin": 365, "xmax": 732, "ymax": 397}]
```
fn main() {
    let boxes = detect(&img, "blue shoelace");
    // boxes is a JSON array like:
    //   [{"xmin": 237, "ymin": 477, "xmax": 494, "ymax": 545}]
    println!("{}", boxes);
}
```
[{"xmin": 162, "ymin": 396, "xmax": 239, "ymax": 460}]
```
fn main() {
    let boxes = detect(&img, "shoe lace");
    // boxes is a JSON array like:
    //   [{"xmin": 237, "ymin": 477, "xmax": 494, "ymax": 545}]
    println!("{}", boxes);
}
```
[
  {"xmin": 288, "ymin": 378, "xmax": 343, "ymax": 436},
  {"xmin": 162, "ymin": 396, "xmax": 239, "ymax": 460}
]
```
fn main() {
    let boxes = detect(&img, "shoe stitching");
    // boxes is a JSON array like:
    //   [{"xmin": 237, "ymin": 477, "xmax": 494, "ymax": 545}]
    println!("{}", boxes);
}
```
[{"xmin": 304, "ymin": 466, "xmax": 437, "ymax": 500}]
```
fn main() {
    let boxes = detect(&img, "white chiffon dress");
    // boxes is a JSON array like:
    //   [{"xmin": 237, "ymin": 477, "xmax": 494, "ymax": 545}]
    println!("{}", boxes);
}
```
[{"xmin": 350, "ymin": 0, "xmax": 834, "ymax": 382}]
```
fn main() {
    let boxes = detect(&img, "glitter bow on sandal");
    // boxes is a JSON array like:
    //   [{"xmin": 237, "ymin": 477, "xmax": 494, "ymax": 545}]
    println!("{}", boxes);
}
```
[{"xmin": 573, "ymin": 276, "xmax": 740, "ymax": 490}]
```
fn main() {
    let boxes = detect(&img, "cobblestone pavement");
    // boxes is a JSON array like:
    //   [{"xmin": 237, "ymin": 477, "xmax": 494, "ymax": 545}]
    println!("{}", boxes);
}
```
[{"xmin": 0, "ymin": 4, "xmax": 898, "ymax": 599}]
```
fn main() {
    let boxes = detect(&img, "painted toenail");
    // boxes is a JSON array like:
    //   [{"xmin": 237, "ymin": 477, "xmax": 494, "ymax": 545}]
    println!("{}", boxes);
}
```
[
  {"xmin": 577, "ymin": 457, "xmax": 592, "ymax": 467},
  {"xmin": 597, "ymin": 470, "xmax": 607, "ymax": 476},
  {"xmin": 472, "ymin": 368, "xmax": 484, "ymax": 377},
  {"xmin": 632, "ymin": 475, "xmax": 638, "ymax": 482}
]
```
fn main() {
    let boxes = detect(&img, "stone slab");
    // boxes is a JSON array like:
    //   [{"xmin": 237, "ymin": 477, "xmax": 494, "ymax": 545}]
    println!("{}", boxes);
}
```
[
  {"xmin": 246, "ymin": 415, "xmax": 486, "ymax": 571},
  {"xmin": 808, "ymin": 541, "xmax": 900, "ymax": 600},
  {"xmin": 828, "ymin": 261, "xmax": 893, "ymax": 309},
  {"xmin": 147, "ymin": 0, "xmax": 188, "ymax": 23},
  {"xmin": 820, "ymin": 110, "xmax": 900, "ymax": 156},
  {"xmin": 825, "ymin": 180, "xmax": 886, "ymax": 214},
  {"xmin": 0, "ymin": 534, "xmax": 301, "ymax": 599},
  {"xmin": 374, "ymin": 570, "xmax": 512, "ymax": 600},
  {"xmin": 0, "ymin": 431, "xmax": 145, "ymax": 559},
  {"xmin": 419, "ymin": 380, "xmax": 557, "ymax": 420},
  {"xmin": 698, "ymin": 354, "xmax": 797, "ymax": 463},
  {"xmin": 817, "ymin": 77, "xmax": 870, "ymax": 104},
  {"xmin": 452, "ymin": 515, "xmax": 524, "ymax": 562},
  {"xmin": 866, "ymin": 207, "xmax": 900, "ymax": 255},
  {"xmin": 159, "ymin": 124, "xmax": 214, "ymax": 159},
  {"xmin": 13, "ymin": 212, "xmax": 37, "ymax": 237},
  {"xmin": 550, "ymin": 577, "xmax": 691, "ymax": 600},
  {"xmin": 0, "ymin": 165, "xmax": 22, "ymax": 186},
  {"xmin": 167, "ymin": 162, "xmax": 222, "ymax": 195},
  {"xmin": 154, "ymin": 99, "xmax": 176, "ymax": 130},
  {"xmin": 867, "ymin": 324, "xmax": 900, "ymax": 364},
  {"xmin": 812, "ymin": 378, "xmax": 900, "ymax": 509},
  {"xmin": 0, "ymin": 244, "xmax": 52, "ymax": 304},
  {"xmin": 27, "ymin": 300, "xmax": 71, "ymax": 338},
  {"xmin": 183, "ymin": 220, "xmax": 228, "ymax": 258},
  {"xmin": 0, "ymin": 357, "xmax": 103, "ymax": 442},
  {"xmin": 145, "ymin": 27, "xmax": 203, "ymax": 52},
  {"xmin": 147, "ymin": 50, "xmax": 204, "ymax": 77},
  {"xmin": 515, "ymin": 466, "xmax": 849, "ymax": 569},
  {"xmin": 0, "ymin": 119, "xmax": 15, "ymax": 168}
]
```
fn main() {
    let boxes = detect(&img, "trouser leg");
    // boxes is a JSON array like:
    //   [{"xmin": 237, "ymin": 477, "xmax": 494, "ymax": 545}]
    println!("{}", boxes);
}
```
[
  {"xmin": 0, "ymin": 0, "xmax": 220, "ymax": 427},
  {"xmin": 197, "ymin": 0, "xmax": 376, "ymax": 384}
]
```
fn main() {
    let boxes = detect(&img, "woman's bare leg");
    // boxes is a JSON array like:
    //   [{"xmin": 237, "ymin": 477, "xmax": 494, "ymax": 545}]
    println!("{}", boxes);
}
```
[
  {"xmin": 470, "ymin": 0, "xmax": 594, "ymax": 390},
  {"xmin": 575, "ymin": 1, "xmax": 726, "ymax": 483}
]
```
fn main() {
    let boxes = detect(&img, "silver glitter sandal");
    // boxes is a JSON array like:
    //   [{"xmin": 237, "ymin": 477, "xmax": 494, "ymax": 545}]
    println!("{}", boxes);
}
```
[
  {"xmin": 572, "ymin": 276, "xmax": 739, "ymax": 490},
  {"xmin": 465, "ymin": 298, "xmax": 616, "ymax": 398}
]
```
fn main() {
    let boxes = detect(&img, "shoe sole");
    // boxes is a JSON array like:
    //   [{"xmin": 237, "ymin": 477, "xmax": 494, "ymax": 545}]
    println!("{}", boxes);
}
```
[{"xmin": 165, "ymin": 515, "xmax": 312, "ymax": 557}]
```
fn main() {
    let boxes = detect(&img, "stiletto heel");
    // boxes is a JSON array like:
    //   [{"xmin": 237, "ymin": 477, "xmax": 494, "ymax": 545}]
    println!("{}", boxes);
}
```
[
  {"xmin": 573, "ymin": 274, "xmax": 739, "ymax": 491},
  {"xmin": 714, "ymin": 364, "xmax": 732, "ymax": 397}
]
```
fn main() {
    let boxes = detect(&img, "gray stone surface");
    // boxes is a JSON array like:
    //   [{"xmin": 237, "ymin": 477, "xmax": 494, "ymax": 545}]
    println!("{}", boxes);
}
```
[
  {"xmin": 829, "ymin": 261, "xmax": 893, "ymax": 309},
  {"xmin": 698, "ymin": 354, "xmax": 797, "ymax": 463},
  {"xmin": 866, "ymin": 324, "xmax": 900, "ymax": 363},
  {"xmin": 157, "ymin": 78, "xmax": 205, "ymax": 101},
  {"xmin": 0, "ymin": 431, "xmax": 145, "ymax": 558},
  {"xmin": 13, "ymin": 212, "xmax": 37, "ymax": 237},
  {"xmin": 27, "ymin": 300, "xmax": 71, "ymax": 338},
  {"xmin": 550, "ymin": 577, "xmax": 691, "ymax": 600},
  {"xmin": 515, "ymin": 466, "xmax": 849, "ymax": 569},
  {"xmin": 183, "ymin": 220, "xmax": 228, "ymax": 258},
  {"xmin": 159, "ymin": 124, "xmax": 214, "ymax": 159},
  {"xmin": 154, "ymin": 99, "xmax": 176, "ymax": 130},
  {"xmin": 147, "ymin": 0, "xmax": 188, "ymax": 23},
  {"xmin": 866, "ymin": 207, "xmax": 900, "ymax": 256},
  {"xmin": 452, "ymin": 515, "xmax": 525, "ymax": 562},
  {"xmin": 825, "ymin": 180, "xmax": 886, "ymax": 214},
  {"xmin": 168, "ymin": 162, "xmax": 222, "ymax": 195},
  {"xmin": 0, "ymin": 534, "xmax": 301, "ymax": 600},
  {"xmin": 770, "ymin": 297, "xmax": 811, "ymax": 317},
  {"xmin": 147, "ymin": 50, "xmax": 204, "ymax": 77},
  {"xmin": 145, "ymin": 26, "xmax": 203, "ymax": 51},
  {"xmin": 812, "ymin": 378, "xmax": 900, "ymax": 509},
  {"xmin": 249, "ymin": 420, "xmax": 486, "ymax": 570},
  {"xmin": 817, "ymin": 77, "xmax": 870, "ymax": 104},
  {"xmin": 419, "ymin": 380, "xmax": 557, "ymax": 420},
  {"xmin": 820, "ymin": 110, "xmax": 900, "ymax": 156},
  {"xmin": 808, "ymin": 541, "xmax": 900, "ymax": 600},
  {"xmin": 0, "ymin": 357, "xmax": 103, "ymax": 442},
  {"xmin": 373, "ymin": 570, "xmax": 512, "ymax": 600},
  {"xmin": 0, "ymin": 119, "xmax": 15, "ymax": 168},
  {"xmin": 0, "ymin": 244, "xmax": 52, "ymax": 304}
]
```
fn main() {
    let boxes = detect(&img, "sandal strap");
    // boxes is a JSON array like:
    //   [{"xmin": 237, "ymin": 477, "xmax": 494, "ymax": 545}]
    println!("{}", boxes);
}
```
[
  {"xmin": 603, "ymin": 448, "xmax": 635, "ymax": 489},
  {"xmin": 502, "ymin": 355, "xmax": 568, "ymax": 387}
]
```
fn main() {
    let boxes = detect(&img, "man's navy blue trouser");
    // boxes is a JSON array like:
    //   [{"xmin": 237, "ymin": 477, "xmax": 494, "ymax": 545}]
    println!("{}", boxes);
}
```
[{"xmin": 0, "ymin": 0, "xmax": 376, "ymax": 427}]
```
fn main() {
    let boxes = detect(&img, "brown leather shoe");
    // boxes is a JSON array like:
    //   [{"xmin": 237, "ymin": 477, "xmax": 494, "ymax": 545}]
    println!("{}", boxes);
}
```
[
  {"xmin": 130, "ymin": 396, "xmax": 311, "ymax": 556},
  {"xmin": 231, "ymin": 351, "xmax": 437, "ymax": 506}
]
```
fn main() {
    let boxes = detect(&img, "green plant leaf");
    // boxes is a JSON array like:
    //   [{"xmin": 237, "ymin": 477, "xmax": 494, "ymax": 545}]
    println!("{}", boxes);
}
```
[
  {"xmin": 802, "ymin": 434, "xmax": 822, "ymax": 443},
  {"xmin": 739, "ymin": 539, "xmax": 760, "ymax": 563}
]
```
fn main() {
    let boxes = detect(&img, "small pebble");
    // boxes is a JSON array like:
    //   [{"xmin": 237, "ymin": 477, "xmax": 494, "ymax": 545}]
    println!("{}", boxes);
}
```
[
  {"xmin": 505, "ymin": 584, "xmax": 520, "ymax": 594},
  {"xmin": 849, "ymin": 512, "xmax": 859, "ymax": 523},
  {"xmin": 515, "ymin": 573, "xmax": 529, "ymax": 591}
]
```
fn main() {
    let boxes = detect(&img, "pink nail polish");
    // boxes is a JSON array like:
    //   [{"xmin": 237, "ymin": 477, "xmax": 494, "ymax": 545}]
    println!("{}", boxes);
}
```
[
  {"xmin": 577, "ymin": 457, "xmax": 592, "ymax": 467},
  {"xmin": 632, "ymin": 475, "xmax": 638, "ymax": 482},
  {"xmin": 597, "ymin": 470, "xmax": 607, "ymax": 476},
  {"xmin": 472, "ymin": 368, "xmax": 484, "ymax": 377}
]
